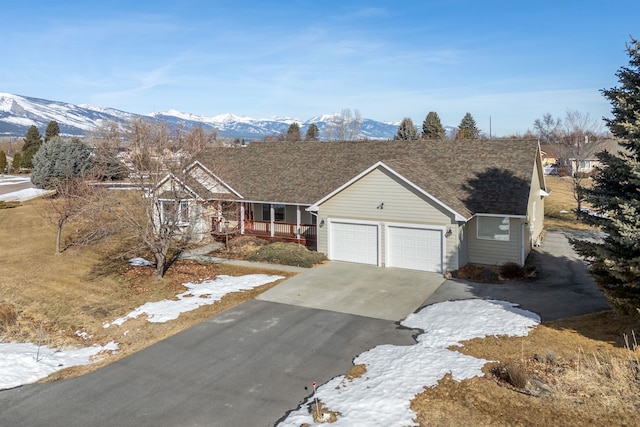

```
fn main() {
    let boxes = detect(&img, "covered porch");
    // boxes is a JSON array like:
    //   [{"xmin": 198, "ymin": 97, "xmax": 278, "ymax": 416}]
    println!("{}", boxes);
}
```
[{"xmin": 212, "ymin": 201, "xmax": 317, "ymax": 249}]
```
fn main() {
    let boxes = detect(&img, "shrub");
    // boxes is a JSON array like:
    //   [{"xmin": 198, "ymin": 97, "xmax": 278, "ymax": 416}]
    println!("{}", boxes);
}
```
[
  {"xmin": 500, "ymin": 262, "xmax": 526, "ymax": 280},
  {"xmin": 493, "ymin": 361, "xmax": 529, "ymax": 389},
  {"xmin": 454, "ymin": 264, "xmax": 485, "ymax": 280},
  {"xmin": 0, "ymin": 303, "xmax": 17, "ymax": 329},
  {"xmin": 246, "ymin": 242, "xmax": 327, "ymax": 268}
]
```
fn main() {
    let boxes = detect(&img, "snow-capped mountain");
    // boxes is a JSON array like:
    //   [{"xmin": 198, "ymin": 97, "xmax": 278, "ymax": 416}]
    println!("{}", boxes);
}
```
[{"xmin": 0, "ymin": 92, "xmax": 400, "ymax": 140}]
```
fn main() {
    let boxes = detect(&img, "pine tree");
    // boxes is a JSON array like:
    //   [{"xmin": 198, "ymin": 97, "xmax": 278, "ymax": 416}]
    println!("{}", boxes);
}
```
[
  {"xmin": 12, "ymin": 152, "xmax": 21, "ymax": 172},
  {"xmin": 0, "ymin": 151, "xmax": 6, "ymax": 174},
  {"xmin": 572, "ymin": 37, "xmax": 640, "ymax": 315},
  {"xmin": 456, "ymin": 113, "xmax": 480, "ymax": 139},
  {"xmin": 422, "ymin": 111, "xmax": 446, "ymax": 139},
  {"xmin": 286, "ymin": 122, "xmax": 301, "ymax": 141},
  {"xmin": 31, "ymin": 137, "xmax": 93, "ymax": 189},
  {"xmin": 45, "ymin": 120, "xmax": 60, "ymax": 142},
  {"xmin": 305, "ymin": 123, "xmax": 320, "ymax": 141},
  {"xmin": 20, "ymin": 125, "xmax": 43, "ymax": 169},
  {"xmin": 395, "ymin": 118, "xmax": 420, "ymax": 140}
]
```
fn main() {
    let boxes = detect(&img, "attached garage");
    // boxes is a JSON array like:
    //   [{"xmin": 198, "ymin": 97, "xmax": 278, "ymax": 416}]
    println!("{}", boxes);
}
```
[
  {"xmin": 386, "ymin": 225, "xmax": 443, "ymax": 273},
  {"xmin": 329, "ymin": 221, "xmax": 379, "ymax": 265}
]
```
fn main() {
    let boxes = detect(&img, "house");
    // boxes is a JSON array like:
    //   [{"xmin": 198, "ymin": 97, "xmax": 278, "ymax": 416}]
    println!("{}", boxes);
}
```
[
  {"xmin": 155, "ymin": 139, "xmax": 548, "ymax": 274},
  {"xmin": 541, "ymin": 139, "xmax": 624, "ymax": 176}
]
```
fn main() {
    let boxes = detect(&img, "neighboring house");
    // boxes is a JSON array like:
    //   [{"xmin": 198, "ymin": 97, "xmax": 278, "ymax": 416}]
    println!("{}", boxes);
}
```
[
  {"xmin": 541, "ymin": 139, "xmax": 625, "ymax": 176},
  {"xmin": 568, "ymin": 138, "xmax": 625, "ymax": 176},
  {"xmin": 155, "ymin": 139, "xmax": 548, "ymax": 274}
]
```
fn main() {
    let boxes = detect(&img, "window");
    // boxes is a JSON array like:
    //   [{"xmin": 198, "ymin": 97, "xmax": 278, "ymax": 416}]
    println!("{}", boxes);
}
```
[
  {"xmin": 262, "ymin": 203, "xmax": 285, "ymax": 222},
  {"xmin": 477, "ymin": 216, "xmax": 510, "ymax": 241},
  {"xmin": 161, "ymin": 200, "xmax": 190, "ymax": 225}
]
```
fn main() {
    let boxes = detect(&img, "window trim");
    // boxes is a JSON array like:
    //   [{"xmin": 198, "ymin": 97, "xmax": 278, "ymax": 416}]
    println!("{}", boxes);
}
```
[
  {"xmin": 476, "ymin": 215, "xmax": 510, "ymax": 241},
  {"xmin": 160, "ymin": 199, "xmax": 191, "ymax": 226}
]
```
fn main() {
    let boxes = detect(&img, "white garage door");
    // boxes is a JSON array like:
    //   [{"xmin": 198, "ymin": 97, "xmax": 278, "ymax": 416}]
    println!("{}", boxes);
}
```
[
  {"xmin": 388, "ymin": 226, "xmax": 442, "ymax": 272},
  {"xmin": 330, "ymin": 222, "xmax": 378, "ymax": 265}
]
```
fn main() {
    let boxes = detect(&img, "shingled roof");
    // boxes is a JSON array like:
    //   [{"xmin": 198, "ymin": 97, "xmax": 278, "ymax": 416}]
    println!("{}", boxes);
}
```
[{"xmin": 197, "ymin": 139, "xmax": 542, "ymax": 219}]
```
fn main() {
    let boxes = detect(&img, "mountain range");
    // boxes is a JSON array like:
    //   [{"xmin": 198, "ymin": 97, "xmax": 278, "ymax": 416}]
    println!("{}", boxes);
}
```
[{"xmin": 0, "ymin": 92, "xmax": 406, "ymax": 140}]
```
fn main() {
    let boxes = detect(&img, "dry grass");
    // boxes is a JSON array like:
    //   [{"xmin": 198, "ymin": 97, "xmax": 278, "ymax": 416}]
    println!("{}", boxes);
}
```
[
  {"xmin": 410, "ymin": 311, "xmax": 640, "ymax": 426},
  {"xmin": 0, "ymin": 199, "xmax": 293, "ymax": 381},
  {"xmin": 544, "ymin": 175, "xmax": 595, "ymax": 230}
]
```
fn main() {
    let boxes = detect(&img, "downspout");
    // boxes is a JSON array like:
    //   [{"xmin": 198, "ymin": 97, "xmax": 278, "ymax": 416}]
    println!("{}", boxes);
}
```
[{"xmin": 521, "ymin": 222, "xmax": 526, "ymax": 266}]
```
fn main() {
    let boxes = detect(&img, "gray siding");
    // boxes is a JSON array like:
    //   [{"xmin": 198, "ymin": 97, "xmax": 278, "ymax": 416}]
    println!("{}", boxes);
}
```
[
  {"xmin": 466, "ymin": 216, "xmax": 524, "ymax": 265},
  {"xmin": 317, "ymin": 167, "xmax": 461, "ymax": 271}
]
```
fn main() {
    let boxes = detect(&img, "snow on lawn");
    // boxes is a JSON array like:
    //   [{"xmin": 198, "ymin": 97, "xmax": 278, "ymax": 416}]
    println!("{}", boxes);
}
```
[
  {"xmin": 0, "ymin": 341, "xmax": 118, "ymax": 390},
  {"xmin": 0, "ymin": 187, "xmax": 49, "ymax": 202},
  {"xmin": 0, "ymin": 266, "xmax": 282, "ymax": 391},
  {"xmin": 104, "ymin": 273, "xmax": 284, "ymax": 327},
  {"xmin": 279, "ymin": 299, "xmax": 540, "ymax": 427}
]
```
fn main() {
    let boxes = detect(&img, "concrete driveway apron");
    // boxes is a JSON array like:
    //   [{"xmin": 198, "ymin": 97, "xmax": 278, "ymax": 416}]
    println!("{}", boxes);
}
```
[{"xmin": 257, "ymin": 261, "xmax": 446, "ymax": 321}]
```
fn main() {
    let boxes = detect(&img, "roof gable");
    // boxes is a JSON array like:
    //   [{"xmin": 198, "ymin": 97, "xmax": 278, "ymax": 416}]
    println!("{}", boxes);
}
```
[{"xmin": 309, "ymin": 161, "xmax": 467, "ymax": 221}]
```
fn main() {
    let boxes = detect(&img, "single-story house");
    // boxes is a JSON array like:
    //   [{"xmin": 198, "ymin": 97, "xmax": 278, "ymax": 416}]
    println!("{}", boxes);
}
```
[{"xmin": 155, "ymin": 139, "xmax": 548, "ymax": 274}]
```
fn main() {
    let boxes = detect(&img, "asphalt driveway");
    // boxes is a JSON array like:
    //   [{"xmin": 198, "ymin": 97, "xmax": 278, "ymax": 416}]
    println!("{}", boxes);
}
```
[
  {"xmin": 0, "ymin": 300, "xmax": 418, "ymax": 427},
  {"xmin": 422, "ymin": 229, "xmax": 610, "ymax": 321}
]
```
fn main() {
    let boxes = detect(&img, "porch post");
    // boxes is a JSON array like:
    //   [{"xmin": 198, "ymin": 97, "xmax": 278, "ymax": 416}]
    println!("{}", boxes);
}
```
[
  {"xmin": 216, "ymin": 201, "xmax": 223, "ymax": 232},
  {"xmin": 240, "ymin": 203, "xmax": 245, "ymax": 235},
  {"xmin": 270, "ymin": 204, "xmax": 275, "ymax": 237},
  {"xmin": 296, "ymin": 205, "xmax": 301, "ymax": 240}
]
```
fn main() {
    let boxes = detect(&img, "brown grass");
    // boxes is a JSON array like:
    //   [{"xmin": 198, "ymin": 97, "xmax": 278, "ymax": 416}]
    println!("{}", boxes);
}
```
[
  {"xmin": 544, "ymin": 175, "xmax": 595, "ymax": 230},
  {"xmin": 410, "ymin": 311, "xmax": 640, "ymax": 426},
  {"xmin": 0, "ymin": 199, "xmax": 293, "ymax": 381}
]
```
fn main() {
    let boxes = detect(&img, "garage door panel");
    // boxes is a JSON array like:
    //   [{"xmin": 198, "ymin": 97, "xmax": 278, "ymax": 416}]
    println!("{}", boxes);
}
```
[
  {"xmin": 331, "ymin": 222, "xmax": 378, "ymax": 265},
  {"xmin": 388, "ymin": 226, "xmax": 442, "ymax": 273}
]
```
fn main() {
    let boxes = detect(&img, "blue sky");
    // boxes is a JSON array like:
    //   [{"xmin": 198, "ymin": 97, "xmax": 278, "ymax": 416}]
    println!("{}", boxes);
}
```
[{"xmin": 3, "ymin": 1, "xmax": 639, "ymax": 136}]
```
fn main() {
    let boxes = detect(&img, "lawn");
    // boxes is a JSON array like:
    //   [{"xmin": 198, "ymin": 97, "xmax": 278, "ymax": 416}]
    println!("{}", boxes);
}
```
[
  {"xmin": 1, "ymin": 197, "xmax": 639, "ymax": 426},
  {"xmin": 544, "ymin": 175, "xmax": 595, "ymax": 230},
  {"xmin": 0, "ymin": 199, "xmax": 293, "ymax": 379}
]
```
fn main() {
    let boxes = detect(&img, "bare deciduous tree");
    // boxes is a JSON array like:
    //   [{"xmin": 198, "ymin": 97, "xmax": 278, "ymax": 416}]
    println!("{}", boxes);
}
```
[
  {"xmin": 325, "ymin": 108, "xmax": 362, "ymax": 140},
  {"xmin": 104, "ymin": 120, "xmax": 218, "ymax": 278},
  {"xmin": 556, "ymin": 110, "xmax": 604, "ymax": 218},
  {"xmin": 533, "ymin": 113, "xmax": 562, "ymax": 144}
]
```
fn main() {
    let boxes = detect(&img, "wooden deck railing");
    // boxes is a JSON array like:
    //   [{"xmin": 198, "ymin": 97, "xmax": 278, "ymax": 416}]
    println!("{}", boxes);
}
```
[
  {"xmin": 246, "ymin": 220, "xmax": 317, "ymax": 240},
  {"xmin": 212, "ymin": 219, "xmax": 317, "ymax": 245}
]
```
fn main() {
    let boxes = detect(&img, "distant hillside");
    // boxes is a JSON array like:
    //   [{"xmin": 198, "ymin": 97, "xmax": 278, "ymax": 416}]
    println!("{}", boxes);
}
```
[{"xmin": 0, "ymin": 92, "xmax": 403, "ymax": 140}]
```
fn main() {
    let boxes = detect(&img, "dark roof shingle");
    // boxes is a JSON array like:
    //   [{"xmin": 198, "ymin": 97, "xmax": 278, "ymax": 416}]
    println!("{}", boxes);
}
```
[{"xmin": 198, "ymin": 139, "xmax": 540, "ymax": 218}]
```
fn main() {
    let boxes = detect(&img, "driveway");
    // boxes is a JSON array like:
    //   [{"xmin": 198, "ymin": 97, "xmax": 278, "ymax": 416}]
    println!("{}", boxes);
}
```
[
  {"xmin": 422, "ymin": 229, "xmax": 610, "ymax": 321},
  {"xmin": 257, "ymin": 261, "xmax": 446, "ymax": 321},
  {"xmin": 0, "ymin": 300, "xmax": 418, "ymax": 427}
]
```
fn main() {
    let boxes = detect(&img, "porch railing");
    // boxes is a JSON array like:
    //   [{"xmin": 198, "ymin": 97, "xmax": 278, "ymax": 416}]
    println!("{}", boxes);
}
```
[{"xmin": 246, "ymin": 220, "xmax": 317, "ymax": 240}]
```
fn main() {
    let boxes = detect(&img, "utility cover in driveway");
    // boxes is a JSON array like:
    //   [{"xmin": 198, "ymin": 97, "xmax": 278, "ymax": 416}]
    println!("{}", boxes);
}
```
[
  {"xmin": 330, "ymin": 221, "xmax": 378, "ymax": 265},
  {"xmin": 387, "ymin": 226, "xmax": 443, "ymax": 273}
]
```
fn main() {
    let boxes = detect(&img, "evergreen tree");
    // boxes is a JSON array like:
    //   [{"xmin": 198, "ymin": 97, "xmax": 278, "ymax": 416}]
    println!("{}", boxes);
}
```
[
  {"xmin": 45, "ymin": 120, "xmax": 60, "ymax": 142},
  {"xmin": 20, "ymin": 125, "xmax": 43, "ymax": 169},
  {"xmin": 395, "ymin": 118, "xmax": 420, "ymax": 140},
  {"xmin": 305, "ymin": 123, "xmax": 320, "ymax": 141},
  {"xmin": 456, "ymin": 113, "xmax": 480, "ymax": 139},
  {"xmin": 0, "ymin": 151, "xmax": 6, "ymax": 174},
  {"xmin": 12, "ymin": 152, "xmax": 21, "ymax": 172},
  {"xmin": 422, "ymin": 111, "xmax": 446, "ymax": 139},
  {"xmin": 31, "ymin": 137, "xmax": 93, "ymax": 189},
  {"xmin": 286, "ymin": 122, "xmax": 301, "ymax": 141},
  {"xmin": 572, "ymin": 37, "xmax": 640, "ymax": 315}
]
